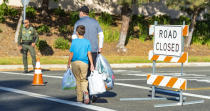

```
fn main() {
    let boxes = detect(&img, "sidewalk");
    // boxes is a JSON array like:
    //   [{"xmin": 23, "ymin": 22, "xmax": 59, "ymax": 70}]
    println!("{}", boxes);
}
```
[{"xmin": 0, "ymin": 62, "xmax": 210, "ymax": 71}]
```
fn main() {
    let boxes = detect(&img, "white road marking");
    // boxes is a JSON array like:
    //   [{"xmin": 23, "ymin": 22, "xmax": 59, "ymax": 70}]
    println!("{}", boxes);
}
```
[
  {"xmin": 0, "ymin": 86, "xmax": 116, "ymax": 111},
  {"xmin": 115, "ymin": 83, "xmax": 150, "ymax": 90},
  {"xmin": 126, "ymin": 74, "xmax": 147, "ymax": 76},
  {"xmin": 1, "ymin": 71, "xmax": 210, "ymax": 100},
  {"xmin": 115, "ymin": 79, "xmax": 145, "ymax": 81},
  {"xmin": 183, "ymin": 77, "xmax": 206, "ymax": 79},
  {"xmin": 113, "ymin": 70, "xmax": 143, "ymax": 73},
  {"xmin": 0, "ymin": 71, "xmax": 62, "ymax": 78},
  {"xmin": 158, "ymin": 70, "xmax": 210, "ymax": 73},
  {"xmin": 115, "ymin": 82, "xmax": 210, "ymax": 100},
  {"xmin": 126, "ymin": 73, "xmax": 206, "ymax": 78}
]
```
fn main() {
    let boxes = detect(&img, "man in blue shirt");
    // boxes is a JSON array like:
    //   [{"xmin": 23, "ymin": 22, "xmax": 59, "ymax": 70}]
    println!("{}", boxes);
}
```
[
  {"xmin": 67, "ymin": 25, "xmax": 94, "ymax": 104},
  {"xmin": 72, "ymin": 6, "xmax": 104, "ymax": 102}
]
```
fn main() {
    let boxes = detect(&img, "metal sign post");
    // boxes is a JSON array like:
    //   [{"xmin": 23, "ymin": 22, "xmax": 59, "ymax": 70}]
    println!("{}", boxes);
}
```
[
  {"xmin": 21, "ymin": 0, "xmax": 30, "ymax": 22},
  {"xmin": 151, "ymin": 21, "xmax": 158, "ymax": 99},
  {"xmin": 181, "ymin": 21, "xmax": 185, "ymax": 76}
]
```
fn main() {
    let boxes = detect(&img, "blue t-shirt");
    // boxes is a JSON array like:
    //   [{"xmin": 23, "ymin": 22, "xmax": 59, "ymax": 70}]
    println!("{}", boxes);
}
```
[
  {"xmin": 73, "ymin": 16, "xmax": 103, "ymax": 52},
  {"xmin": 70, "ymin": 38, "xmax": 91, "ymax": 64}
]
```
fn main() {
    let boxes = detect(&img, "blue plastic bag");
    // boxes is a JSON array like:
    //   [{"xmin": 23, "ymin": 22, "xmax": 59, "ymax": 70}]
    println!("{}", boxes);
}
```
[{"xmin": 62, "ymin": 69, "xmax": 76, "ymax": 90}]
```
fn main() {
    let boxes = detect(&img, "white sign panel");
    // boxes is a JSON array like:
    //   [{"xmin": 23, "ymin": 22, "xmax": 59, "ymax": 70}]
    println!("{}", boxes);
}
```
[{"xmin": 154, "ymin": 26, "xmax": 183, "ymax": 57}]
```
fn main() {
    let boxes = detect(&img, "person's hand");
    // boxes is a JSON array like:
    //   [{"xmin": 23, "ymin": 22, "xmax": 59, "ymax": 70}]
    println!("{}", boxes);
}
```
[
  {"xmin": 67, "ymin": 64, "xmax": 70, "ymax": 69},
  {"xmin": 98, "ymin": 48, "xmax": 102, "ymax": 53},
  {"xmin": 18, "ymin": 45, "xmax": 22, "ymax": 50},
  {"xmin": 90, "ymin": 64, "xmax": 94, "ymax": 71},
  {"xmin": 31, "ymin": 43, "xmax": 35, "ymax": 47}
]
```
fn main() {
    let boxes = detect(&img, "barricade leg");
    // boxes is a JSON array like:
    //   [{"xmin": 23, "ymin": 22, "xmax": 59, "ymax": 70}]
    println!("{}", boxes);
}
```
[{"xmin": 154, "ymin": 90, "xmax": 204, "ymax": 108}]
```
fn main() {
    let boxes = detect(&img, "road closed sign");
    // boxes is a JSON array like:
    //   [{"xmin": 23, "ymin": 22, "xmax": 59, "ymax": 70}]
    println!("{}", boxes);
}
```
[{"xmin": 154, "ymin": 26, "xmax": 183, "ymax": 57}]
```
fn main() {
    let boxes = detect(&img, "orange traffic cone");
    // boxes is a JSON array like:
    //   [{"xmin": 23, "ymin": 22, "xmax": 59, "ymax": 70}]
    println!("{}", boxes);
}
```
[{"xmin": 32, "ymin": 58, "xmax": 45, "ymax": 86}]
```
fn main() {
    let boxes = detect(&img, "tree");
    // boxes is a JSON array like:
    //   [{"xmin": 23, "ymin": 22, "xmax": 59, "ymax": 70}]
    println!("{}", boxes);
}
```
[
  {"xmin": 166, "ymin": 0, "xmax": 210, "ymax": 48},
  {"xmin": 116, "ymin": 0, "xmax": 159, "ymax": 52}
]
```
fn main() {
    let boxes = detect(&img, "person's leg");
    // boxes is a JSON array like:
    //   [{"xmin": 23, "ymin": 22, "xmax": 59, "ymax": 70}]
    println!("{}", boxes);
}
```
[
  {"xmin": 87, "ymin": 52, "xmax": 98, "ymax": 78},
  {"xmin": 28, "ymin": 45, "xmax": 36, "ymax": 71},
  {"xmin": 72, "ymin": 61, "xmax": 83, "ymax": 102},
  {"xmin": 79, "ymin": 61, "xmax": 89, "ymax": 104},
  {"xmin": 22, "ymin": 45, "xmax": 29, "ymax": 72}
]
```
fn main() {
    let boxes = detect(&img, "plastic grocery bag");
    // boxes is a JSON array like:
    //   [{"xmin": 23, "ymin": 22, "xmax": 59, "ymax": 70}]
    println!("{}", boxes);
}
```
[
  {"xmin": 88, "ymin": 70, "xmax": 106, "ymax": 95},
  {"xmin": 62, "ymin": 69, "xmax": 76, "ymax": 90},
  {"xmin": 96, "ymin": 54, "xmax": 115, "ymax": 90}
]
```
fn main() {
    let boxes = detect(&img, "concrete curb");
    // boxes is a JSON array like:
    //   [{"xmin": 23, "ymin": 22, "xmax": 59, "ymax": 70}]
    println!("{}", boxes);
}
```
[{"xmin": 0, "ymin": 63, "xmax": 210, "ymax": 71}]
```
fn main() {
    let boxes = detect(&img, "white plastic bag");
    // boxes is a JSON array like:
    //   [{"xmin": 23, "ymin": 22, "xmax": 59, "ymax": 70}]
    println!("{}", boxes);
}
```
[
  {"xmin": 88, "ymin": 70, "xmax": 106, "ymax": 95},
  {"xmin": 62, "ymin": 69, "xmax": 76, "ymax": 90},
  {"xmin": 96, "ymin": 54, "xmax": 115, "ymax": 90}
]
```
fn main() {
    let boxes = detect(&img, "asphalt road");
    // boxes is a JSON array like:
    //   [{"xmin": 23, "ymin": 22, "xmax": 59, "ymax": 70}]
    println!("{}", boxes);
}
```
[{"xmin": 0, "ymin": 66, "xmax": 210, "ymax": 111}]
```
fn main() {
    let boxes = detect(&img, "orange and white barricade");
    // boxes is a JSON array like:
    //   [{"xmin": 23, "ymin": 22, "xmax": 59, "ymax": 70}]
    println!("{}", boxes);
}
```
[
  {"xmin": 120, "ymin": 22, "xmax": 204, "ymax": 107},
  {"xmin": 147, "ymin": 74, "xmax": 187, "ymax": 90},
  {"xmin": 149, "ymin": 50, "xmax": 188, "ymax": 63}
]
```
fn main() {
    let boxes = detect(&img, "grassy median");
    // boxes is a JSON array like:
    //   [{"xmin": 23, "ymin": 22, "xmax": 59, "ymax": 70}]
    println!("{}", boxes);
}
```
[{"xmin": 0, "ymin": 56, "xmax": 210, "ymax": 65}]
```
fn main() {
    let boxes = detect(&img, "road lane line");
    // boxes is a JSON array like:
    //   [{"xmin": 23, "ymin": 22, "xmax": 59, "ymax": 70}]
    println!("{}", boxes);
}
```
[
  {"xmin": 115, "ymin": 83, "xmax": 151, "ymax": 90},
  {"xmin": 115, "ymin": 82, "xmax": 210, "ymax": 100},
  {"xmin": 187, "ymin": 87, "xmax": 210, "ymax": 91},
  {"xmin": 0, "ymin": 86, "xmax": 116, "ymax": 111},
  {"xmin": 115, "ymin": 79, "xmax": 146, "ymax": 81},
  {"xmin": 2, "ymin": 72, "xmax": 210, "ymax": 100},
  {"xmin": 0, "ymin": 71, "xmax": 62, "ymax": 78}
]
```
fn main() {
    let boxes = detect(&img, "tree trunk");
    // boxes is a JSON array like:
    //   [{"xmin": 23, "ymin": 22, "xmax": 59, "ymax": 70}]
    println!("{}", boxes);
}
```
[
  {"xmin": 15, "ymin": 10, "xmax": 23, "ymax": 43},
  {"xmin": 116, "ymin": 3, "xmax": 132, "ymax": 52},
  {"xmin": 41, "ymin": 0, "xmax": 49, "ymax": 16},
  {"xmin": 186, "ymin": 8, "xmax": 199, "ymax": 48},
  {"xmin": 117, "ymin": 15, "xmax": 130, "ymax": 52}
]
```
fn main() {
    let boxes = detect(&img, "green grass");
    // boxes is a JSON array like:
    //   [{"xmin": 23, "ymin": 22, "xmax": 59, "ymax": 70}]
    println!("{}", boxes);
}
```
[
  {"xmin": 0, "ymin": 56, "xmax": 210, "ymax": 65},
  {"xmin": 100, "ymin": 23, "xmax": 120, "ymax": 42}
]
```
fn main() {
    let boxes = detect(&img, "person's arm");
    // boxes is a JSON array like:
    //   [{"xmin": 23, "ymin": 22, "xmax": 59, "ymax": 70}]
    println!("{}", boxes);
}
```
[
  {"xmin": 18, "ymin": 27, "xmax": 22, "ymax": 50},
  {"xmin": 67, "ymin": 52, "xmax": 73, "ymax": 69},
  {"xmin": 72, "ymin": 23, "xmax": 78, "ymax": 39},
  {"xmin": 98, "ymin": 32, "xmax": 104, "ymax": 52},
  {"xmin": 97, "ymin": 22, "xmax": 104, "ymax": 52},
  {"xmin": 32, "ymin": 28, "xmax": 39, "ymax": 47},
  {"xmin": 88, "ymin": 51, "xmax": 94, "ymax": 71}
]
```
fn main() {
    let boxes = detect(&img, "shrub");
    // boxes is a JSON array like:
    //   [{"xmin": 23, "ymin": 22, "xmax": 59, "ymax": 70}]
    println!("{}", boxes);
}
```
[
  {"xmin": 0, "ymin": 15, "xmax": 5, "ymax": 23},
  {"xmin": 89, "ymin": 10, "xmax": 96, "ymax": 19},
  {"xmin": 173, "ymin": 16, "xmax": 191, "ymax": 25},
  {"xmin": 101, "ymin": 23, "xmax": 119, "ymax": 42},
  {"xmin": 98, "ymin": 12, "xmax": 113, "ymax": 25},
  {"xmin": 54, "ymin": 7, "xmax": 66, "ymax": 16},
  {"xmin": 193, "ymin": 19, "xmax": 210, "ymax": 45},
  {"xmin": 37, "ymin": 25, "xmax": 50, "ymax": 35},
  {"xmin": 129, "ymin": 15, "xmax": 149, "ymax": 41},
  {"xmin": 58, "ymin": 25, "xmax": 70, "ymax": 34},
  {"xmin": 54, "ymin": 37, "xmax": 70, "ymax": 50},
  {"xmin": 0, "ymin": 28, "xmax": 2, "ymax": 33},
  {"xmin": 0, "ymin": 3, "xmax": 8, "ymax": 16},
  {"xmin": 69, "ymin": 12, "xmax": 79, "ymax": 26},
  {"xmin": 8, "ymin": 8, "xmax": 19, "ymax": 17},
  {"xmin": 148, "ymin": 15, "xmax": 170, "ymax": 25},
  {"xmin": 36, "ymin": 40, "xmax": 48, "ymax": 51},
  {"xmin": 36, "ymin": 40, "xmax": 54, "ymax": 55},
  {"xmin": 26, "ymin": 6, "xmax": 36, "ymax": 18}
]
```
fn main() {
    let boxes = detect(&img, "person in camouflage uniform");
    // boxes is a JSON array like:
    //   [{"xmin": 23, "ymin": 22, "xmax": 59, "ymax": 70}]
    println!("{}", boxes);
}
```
[{"xmin": 18, "ymin": 19, "xmax": 39, "ymax": 73}]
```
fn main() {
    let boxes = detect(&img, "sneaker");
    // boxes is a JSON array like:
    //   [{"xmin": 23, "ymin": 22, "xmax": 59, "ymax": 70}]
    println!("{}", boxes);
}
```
[
  {"xmin": 23, "ymin": 70, "xmax": 29, "ymax": 73},
  {"xmin": 83, "ymin": 92, "xmax": 90, "ymax": 104},
  {"xmin": 91, "ymin": 95, "xmax": 98, "ymax": 103}
]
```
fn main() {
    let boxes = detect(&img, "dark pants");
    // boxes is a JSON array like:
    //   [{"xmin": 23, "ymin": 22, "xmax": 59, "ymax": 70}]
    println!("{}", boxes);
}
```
[
  {"xmin": 21, "ymin": 44, "xmax": 36, "ymax": 71},
  {"xmin": 87, "ymin": 52, "xmax": 98, "ymax": 78}
]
